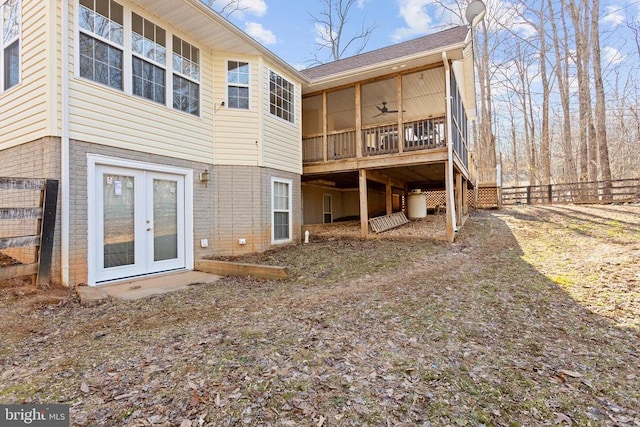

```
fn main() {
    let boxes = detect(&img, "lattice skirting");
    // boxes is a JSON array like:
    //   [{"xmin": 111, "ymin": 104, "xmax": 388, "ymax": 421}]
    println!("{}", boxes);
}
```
[
  {"xmin": 425, "ymin": 191, "xmax": 446, "ymax": 209},
  {"xmin": 424, "ymin": 190, "xmax": 477, "ymax": 209},
  {"xmin": 477, "ymin": 187, "xmax": 499, "ymax": 208}
]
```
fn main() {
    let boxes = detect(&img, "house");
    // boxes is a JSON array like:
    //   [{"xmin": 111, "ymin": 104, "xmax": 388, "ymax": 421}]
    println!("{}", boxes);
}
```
[{"xmin": 0, "ymin": 0, "xmax": 479, "ymax": 288}]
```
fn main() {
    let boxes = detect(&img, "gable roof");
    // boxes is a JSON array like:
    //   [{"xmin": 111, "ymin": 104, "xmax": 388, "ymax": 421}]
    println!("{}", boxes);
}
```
[{"xmin": 301, "ymin": 25, "xmax": 470, "ymax": 81}]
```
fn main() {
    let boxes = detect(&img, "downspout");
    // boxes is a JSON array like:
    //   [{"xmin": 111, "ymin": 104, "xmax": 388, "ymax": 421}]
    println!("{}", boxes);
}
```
[
  {"xmin": 443, "ymin": 51, "xmax": 457, "ymax": 241},
  {"xmin": 61, "ymin": 0, "xmax": 70, "ymax": 286}
]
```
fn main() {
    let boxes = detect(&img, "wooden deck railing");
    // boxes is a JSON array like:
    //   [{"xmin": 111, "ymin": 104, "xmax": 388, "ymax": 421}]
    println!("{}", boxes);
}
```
[
  {"xmin": 501, "ymin": 178, "xmax": 640, "ymax": 205},
  {"xmin": 303, "ymin": 117, "xmax": 447, "ymax": 163}
]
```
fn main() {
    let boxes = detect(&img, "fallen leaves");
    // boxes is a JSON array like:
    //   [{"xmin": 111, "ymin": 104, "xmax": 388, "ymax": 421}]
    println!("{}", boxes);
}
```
[{"xmin": 1, "ymin": 205, "xmax": 640, "ymax": 426}]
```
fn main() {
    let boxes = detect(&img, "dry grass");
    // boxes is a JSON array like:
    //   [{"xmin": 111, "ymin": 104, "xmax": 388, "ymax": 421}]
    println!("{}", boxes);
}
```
[{"xmin": 0, "ymin": 204, "xmax": 639, "ymax": 426}]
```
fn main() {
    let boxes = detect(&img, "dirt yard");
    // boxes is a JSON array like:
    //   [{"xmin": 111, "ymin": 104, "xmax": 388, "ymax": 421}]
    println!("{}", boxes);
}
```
[{"xmin": 1, "ymin": 204, "xmax": 639, "ymax": 426}]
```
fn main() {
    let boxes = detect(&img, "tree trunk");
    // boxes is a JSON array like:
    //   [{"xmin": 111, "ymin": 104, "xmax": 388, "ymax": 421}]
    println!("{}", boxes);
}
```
[
  {"xmin": 591, "ymin": 0, "xmax": 612, "ymax": 188},
  {"xmin": 476, "ymin": 19, "xmax": 496, "ymax": 170},
  {"xmin": 569, "ymin": 0, "xmax": 590, "ymax": 183},
  {"xmin": 549, "ymin": 0, "xmax": 578, "ymax": 185},
  {"xmin": 538, "ymin": 0, "xmax": 551, "ymax": 186}
]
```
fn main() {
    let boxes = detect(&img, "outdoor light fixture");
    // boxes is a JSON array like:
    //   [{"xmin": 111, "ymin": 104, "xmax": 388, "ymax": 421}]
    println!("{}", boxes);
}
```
[
  {"xmin": 419, "ymin": 73, "xmax": 425, "ymax": 87},
  {"xmin": 200, "ymin": 169, "xmax": 210, "ymax": 187}
]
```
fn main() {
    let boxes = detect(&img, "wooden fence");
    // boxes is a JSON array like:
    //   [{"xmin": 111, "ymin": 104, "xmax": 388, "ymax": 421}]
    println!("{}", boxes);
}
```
[
  {"xmin": 0, "ymin": 178, "xmax": 58, "ymax": 287},
  {"xmin": 501, "ymin": 178, "xmax": 640, "ymax": 206}
]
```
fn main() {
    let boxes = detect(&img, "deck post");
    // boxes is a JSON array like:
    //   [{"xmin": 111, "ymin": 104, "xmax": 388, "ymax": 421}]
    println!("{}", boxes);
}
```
[
  {"xmin": 355, "ymin": 83, "xmax": 363, "ymax": 158},
  {"xmin": 455, "ymin": 171, "xmax": 463, "ymax": 226},
  {"xmin": 386, "ymin": 177, "xmax": 393, "ymax": 215},
  {"xmin": 397, "ymin": 75, "xmax": 404, "ymax": 153},
  {"xmin": 359, "ymin": 169, "xmax": 369, "ymax": 238},
  {"xmin": 322, "ymin": 91, "xmax": 328, "ymax": 162},
  {"xmin": 443, "ymin": 52, "xmax": 456, "ymax": 242},
  {"xmin": 462, "ymin": 177, "xmax": 469, "ymax": 216},
  {"xmin": 445, "ymin": 161, "xmax": 456, "ymax": 242}
]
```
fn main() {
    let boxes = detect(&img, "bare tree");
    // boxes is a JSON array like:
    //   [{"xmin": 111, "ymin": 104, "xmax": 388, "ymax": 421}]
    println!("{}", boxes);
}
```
[
  {"xmin": 627, "ymin": 17, "xmax": 640, "ymax": 60},
  {"xmin": 591, "ymin": 0, "xmax": 612, "ymax": 184},
  {"xmin": 309, "ymin": 0, "xmax": 376, "ymax": 64},
  {"xmin": 534, "ymin": 1, "xmax": 551, "ymax": 185},
  {"xmin": 568, "ymin": 0, "xmax": 590, "ymax": 181},
  {"xmin": 204, "ymin": 0, "xmax": 247, "ymax": 17},
  {"xmin": 548, "ymin": 0, "xmax": 578, "ymax": 184}
]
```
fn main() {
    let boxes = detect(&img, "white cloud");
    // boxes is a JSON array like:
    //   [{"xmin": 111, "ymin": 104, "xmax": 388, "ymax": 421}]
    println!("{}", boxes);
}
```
[
  {"xmin": 602, "ymin": 46, "xmax": 627, "ymax": 65},
  {"xmin": 602, "ymin": 5, "xmax": 625, "ymax": 27},
  {"xmin": 244, "ymin": 22, "xmax": 277, "ymax": 45},
  {"xmin": 392, "ymin": 0, "xmax": 435, "ymax": 42},
  {"xmin": 236, "ymin": 0, "xmax": 267, "ymax": 17},
  {"xmin": 314, "ymin": 22, "xmax": 337, "ymax": 47}
]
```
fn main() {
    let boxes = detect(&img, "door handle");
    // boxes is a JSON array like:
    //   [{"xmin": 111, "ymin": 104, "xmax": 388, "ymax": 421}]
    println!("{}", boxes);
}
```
[{"xmin": 147, "ymin": 227, "xmax": 152, "ymax": 231}]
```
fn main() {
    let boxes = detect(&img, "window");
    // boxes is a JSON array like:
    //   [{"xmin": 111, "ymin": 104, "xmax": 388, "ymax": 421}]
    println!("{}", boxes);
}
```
[
  {"xmin": 172, "ymin": 35, "xmax": 199, "ymax": 115},
  {"xmin": 272, "ymin": 178, "xmax": 292, "ymax": 243},
  {"xmin": 323, "ymin": 194, "xmax": 332, "ymax": 224},
  {"xmin": 78, "ymin": 0, "xmax": 124, "ymax": 90},
  {"xmin": 131, "ymin": 13, "xmax": 165, "ymax": 104},
  {"xmin": 1, "ymin": 0, "xmax": 20, "ymax": 91},
  {"xmin": 227, "ymin": 61, "xmax": 249, "ymax": 109},
  {"xmin": 269, "ymin": 70, "xmax": 294, "ymax": 123}
]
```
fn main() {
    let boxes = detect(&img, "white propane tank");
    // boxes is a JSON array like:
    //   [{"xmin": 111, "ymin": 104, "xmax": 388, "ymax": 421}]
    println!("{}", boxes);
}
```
[{"xmin": 407, "ymin": 189, "xmax": 427, "ymax": 219}]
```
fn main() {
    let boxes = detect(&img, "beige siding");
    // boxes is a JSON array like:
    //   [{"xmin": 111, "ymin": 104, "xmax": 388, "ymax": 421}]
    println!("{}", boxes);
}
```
[
  {"xmin": 0, "ymin": 0, "xmax": 53, "ymax": 150},
  {"xmin": 212, "ymin": 52, "xmax": 260, "ymax": 166},
  {"xmin": 261, "ymin": 61, "xmax": 303, "ymax": 175},
  {"xmin": 67, "ymin": 2, "xmax": 215, "ymax": 163}
]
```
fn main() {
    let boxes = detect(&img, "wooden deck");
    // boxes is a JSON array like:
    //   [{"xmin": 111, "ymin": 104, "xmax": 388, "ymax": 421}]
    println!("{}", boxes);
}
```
[{"xmin": 303, "ymin": 118, "xmax": 447, "ymax": 168}]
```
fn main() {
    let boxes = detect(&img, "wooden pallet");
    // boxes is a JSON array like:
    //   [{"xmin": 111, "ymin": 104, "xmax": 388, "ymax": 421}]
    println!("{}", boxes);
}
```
[{"xmin": 369, "ymin": 212, "xmax": 410, "ymax": 233}]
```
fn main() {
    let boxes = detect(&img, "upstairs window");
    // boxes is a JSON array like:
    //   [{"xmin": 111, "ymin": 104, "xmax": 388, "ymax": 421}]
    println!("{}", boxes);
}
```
[
  {"xmin": 1, "ymin": 0, "xmax": 20, "ymax": 91},
  {"xmin": 78, "ymin": 0, "xmax": 124, "ymax": 90},
  {"xmin": 131, "ymin": 13, "xmax": 165, "ymax": 104},
  {"xmin": 172, "ymin": 35, "xmax": 199, "ymax": 115},
  {"xmin": 269, "ymin": 70, "xmax": 294, "ymax": 123},
  {"xmin": 227, "ymin": 60, "xmax": 249, "ymax": 109}
]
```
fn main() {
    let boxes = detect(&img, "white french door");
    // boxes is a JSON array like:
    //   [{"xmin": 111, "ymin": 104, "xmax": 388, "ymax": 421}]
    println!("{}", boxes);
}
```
[{"xmin": 94, "ymin": 165, "xmax": 186, "ymax": 283}]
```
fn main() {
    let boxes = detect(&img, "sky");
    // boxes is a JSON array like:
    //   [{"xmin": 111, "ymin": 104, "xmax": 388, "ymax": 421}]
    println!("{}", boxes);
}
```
[
  {"xmin": 210, "ymin": 0, "xmax": 640, "ymax": 76},
  {"xmin": 211, "ymin": 0, "xmax": 470, "ymax": 68}
]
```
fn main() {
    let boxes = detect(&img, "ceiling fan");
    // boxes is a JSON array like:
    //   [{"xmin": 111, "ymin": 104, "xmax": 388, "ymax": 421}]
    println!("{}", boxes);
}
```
[{"xmin": 373, "ymin": 101, "xmax": 404, "ymax": 118}]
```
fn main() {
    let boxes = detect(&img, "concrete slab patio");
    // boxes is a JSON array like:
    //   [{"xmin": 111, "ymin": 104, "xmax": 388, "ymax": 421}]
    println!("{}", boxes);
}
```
[{"xmin": 76, "ymin": 270, "xmax": 221, "ymax": 304}]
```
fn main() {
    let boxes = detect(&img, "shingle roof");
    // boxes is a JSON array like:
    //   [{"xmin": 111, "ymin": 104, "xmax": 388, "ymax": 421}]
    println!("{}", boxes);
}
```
[{"xmin": 301, "ymin": 25, "xmax": 469, "ymax": 81}]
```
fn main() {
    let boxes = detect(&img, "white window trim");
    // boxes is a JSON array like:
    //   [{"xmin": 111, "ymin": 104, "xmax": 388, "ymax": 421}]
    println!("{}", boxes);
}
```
[
  {"xmin": 131, "ymin": 12, "xmax": 167, "ymax": 105},
  {"xmin": 74, "ymin": 1, "xmax": 201, "ymax": 117},
  {"xmin": 171, "ymin": 35, "xmax": 201, "ymax": 116},
  {"xmin": 87, "ymin": 154, "xmax": 194, "ymax": 286},
  {"xmin": 271, "ymin": 177, "xmax": 293, "ymax": 244},
  {"xmin": 77, "ymin": 0, "xmax": 125, "ymax": 91},
  {"xmin": 226, "ymin": 59, "xmax": 250, "ymax": 110},
  {"xmin": 1, "ymin": 0, "xmax": 21, "ymax": 92},
  {"xmin": 268, "ymin": 68, "xmax": 296, "ymax": 126}
]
